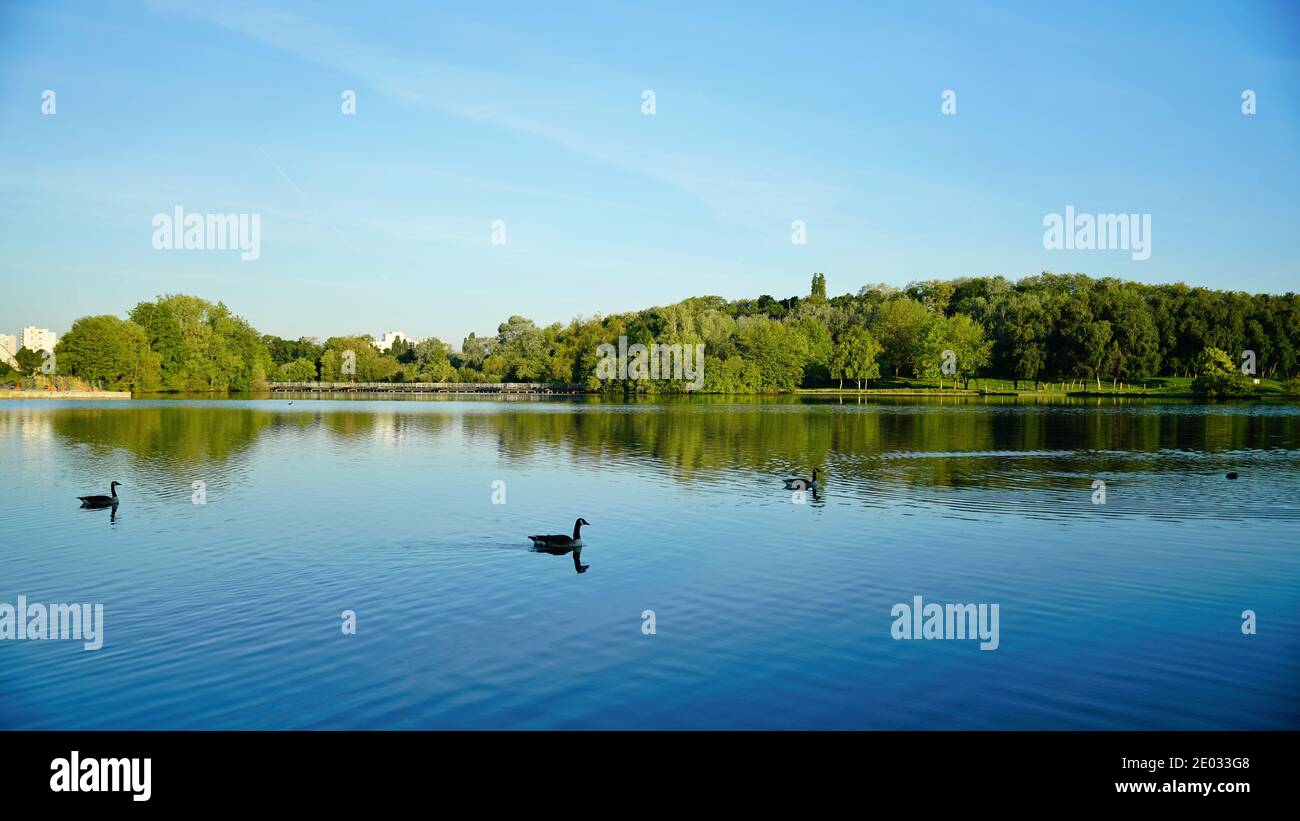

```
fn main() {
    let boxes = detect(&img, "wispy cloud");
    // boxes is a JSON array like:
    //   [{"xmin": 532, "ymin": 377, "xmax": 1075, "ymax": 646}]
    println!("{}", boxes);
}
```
[{"xmin": 145, "ymin": 0, "xmax": 847, "ymax": 228}]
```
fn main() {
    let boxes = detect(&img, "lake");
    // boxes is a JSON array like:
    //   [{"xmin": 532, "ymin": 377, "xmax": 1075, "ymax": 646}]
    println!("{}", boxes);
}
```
[{"xmin": 1, "ymin": 396, "xmax": 1297, "ymax": 729}]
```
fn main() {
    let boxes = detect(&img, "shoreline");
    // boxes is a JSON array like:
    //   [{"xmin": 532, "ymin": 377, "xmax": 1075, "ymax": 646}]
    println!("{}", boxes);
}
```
[
  {"xmin": 0, "ymin": 390, "xmax": 132, "ymax": 400},
  {"xmin": 3, "ymin": 389, "xmax": 1296, "ymax": 401}
]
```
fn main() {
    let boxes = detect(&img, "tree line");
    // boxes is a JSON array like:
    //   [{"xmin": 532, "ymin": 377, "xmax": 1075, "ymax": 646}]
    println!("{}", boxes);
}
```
[{"xmin": 24, "ymin": 273, "xmax": 1300, "ymax": 395}]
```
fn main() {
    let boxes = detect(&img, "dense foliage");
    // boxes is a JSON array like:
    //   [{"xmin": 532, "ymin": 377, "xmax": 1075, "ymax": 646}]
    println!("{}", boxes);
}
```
[
  {"xmin": 52, "ymin": 315, "xmax": 159, "ymax": 391},
  {"xmin": 126, "ymin": 295, "xmax": 272, "ymax": 392},
  {"xmin": 49, "ymin": 295, "xmax": 271, "ymax": 392},
  {"xmin": 42, "ymin": 273, "xmax": 1300, "ymax": 394}
]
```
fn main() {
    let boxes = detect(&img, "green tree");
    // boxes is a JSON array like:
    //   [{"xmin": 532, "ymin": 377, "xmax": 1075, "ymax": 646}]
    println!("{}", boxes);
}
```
[
  {"xmin": 14, "ymin": 347, "xmax": 46, "ymax": 376},
  {"xmin": 130, "ymin": 300, "xmax": 185, "ymax": 386},
  {"xmin": 1003, "ymin": 292, "xmax": 1050, "ymax": 389},
  {"xmin": 1191, "ymin": 347, "xmax": 1251, "ymax": 397},
  {"xmin": 910, "ymin": 315, "xmax": 952, "ymax": 387},
  {"xmin": 1081, "ymin": 320, "xmax": 1113, "ymax": 390},
  {"xmin": 944, "ymin": 313, "xmax": 993, "ymax": 388},
  {"xmin": 495, "ymin": 316, "xmax": 548, "ymax": 381},
  {"xmin": 319, "ymin": 349, "xmax": 341, "ymax": 381},
  {"xmin": 1093, "ymin": 280, "xmax": 1160, "ymax": 380},
  {"xmin": 735, "ymin": 316, "xmax": 808, "ymax": 391},
  {"xmin": 55, "ymin": 315, "xmax": 160, "ymax": 391},
  {"xmin": 322, "ymin": 336, "xmax": 397, "ymax": 381},
  {"xmin": 870, "ymin": 297, "xmax": 930, "ymax": 377},
  {"xmin": 810, "ymin": 272, "xmax": 827, "ymax": 299},
  {"xmin": 459, "ymin": 332, "xmax": 494, "ymax": 368},
  {"xmin": 262, "ymin": 334, "xmax": 324, "ymax": 367},
  {"xmin": 793, "ymin": 315, "xmax": 833, "ymax": 386},
  {"xmin": 905, "ymin": 279, "xmax": 956, "ymax": 315},
  {"xmin": 129, "ymin": 295, "xmax": 272, "ymax": 392},
  {"xmin": 412, "ymin": 338, "xmax": 454, "ymax": 380},
  {"xmin": 832, "ymin": 327, "xmax": 882, "ymax": 389},
  {"xmin": 276, "ymin": 357, "xmax": 318, "ymax": 382}
]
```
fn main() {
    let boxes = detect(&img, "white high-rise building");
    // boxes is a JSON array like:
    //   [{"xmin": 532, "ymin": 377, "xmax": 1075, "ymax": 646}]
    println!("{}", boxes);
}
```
[
  {"xmin": 19, "ymin": 326, "xmax": 57, "ymax": 354},
  {"xmin": 0, "ymin": 334, "xmax": 16, "ymax": 367}
]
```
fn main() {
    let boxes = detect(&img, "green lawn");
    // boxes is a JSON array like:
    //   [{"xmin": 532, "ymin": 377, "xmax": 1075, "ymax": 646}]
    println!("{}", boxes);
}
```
[{"xmin": 800, "ymin": 375, "xmax": 1297, "ymax": 396}]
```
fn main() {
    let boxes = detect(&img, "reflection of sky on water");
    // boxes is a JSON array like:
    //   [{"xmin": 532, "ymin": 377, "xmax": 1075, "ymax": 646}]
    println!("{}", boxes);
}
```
[{"xmin": 1, "ymin": 398, "xmax": 1296, "ymax": 729}]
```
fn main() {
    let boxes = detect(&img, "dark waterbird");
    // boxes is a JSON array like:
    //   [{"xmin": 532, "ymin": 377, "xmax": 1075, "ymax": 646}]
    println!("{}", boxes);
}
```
[
  {"xmin": 784, "ymin": 468, "xmax": 821, "ymax": 489},
  {"xmin": 78, "ymin": 482, "xmax": 121, "ymax": 508},
  {"xmin": 1226, "ymin": 472, "xmax": 1239, "ymax": 480},
  {"xmin": 529, "ymin": 518, "xmax": 591, "ymax": 573},
  {"xmin": 529, "ymin": 518, "xmax": 589, "ymax": 549}
]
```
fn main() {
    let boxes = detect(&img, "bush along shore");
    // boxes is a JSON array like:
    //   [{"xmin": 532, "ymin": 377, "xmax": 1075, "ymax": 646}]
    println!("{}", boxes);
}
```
[{"xmin": 0, "ymin": 375, "xmax": 131, "ymax": 399}]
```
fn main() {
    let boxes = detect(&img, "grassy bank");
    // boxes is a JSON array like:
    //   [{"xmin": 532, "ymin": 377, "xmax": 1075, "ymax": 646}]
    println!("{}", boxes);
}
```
[
  {"xmin": 798, "ymin": 376, "xmax": 1298, "ymax": 397},
  {"xmin": 0, "ymin": 390, "xmax": 131, "ymax": 399}
]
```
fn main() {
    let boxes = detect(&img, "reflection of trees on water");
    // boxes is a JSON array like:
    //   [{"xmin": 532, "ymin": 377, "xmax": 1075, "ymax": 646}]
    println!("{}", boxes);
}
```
[
  {"xmin": 51, "ymin": 406, "xmax": 278, "ymax": 466},
  {"xmin": 39, "ymin": 399, "xmax": 1299, "ymax": 494},
  {"xmin": 47, "ymin": 405, "xmax": 455, "ymax": 474},
  {"xmin": 463, "ymin": 399, "xmax": 1300, "ymax": 491}
]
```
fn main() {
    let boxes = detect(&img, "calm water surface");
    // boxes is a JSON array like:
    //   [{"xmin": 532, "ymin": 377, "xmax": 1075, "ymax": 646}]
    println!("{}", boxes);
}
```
[{"xmin": 1, "ymin": 396, "xmax": 1297, "ymax": 729}]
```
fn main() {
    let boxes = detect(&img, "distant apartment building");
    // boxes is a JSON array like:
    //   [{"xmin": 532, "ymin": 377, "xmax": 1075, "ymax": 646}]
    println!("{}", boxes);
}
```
[
  {"xmin": 373, "ymin": 330, "xmax": 419, "ymax": 351},
  {"xmin": 19, "ymin": 326, "xmax": 58, "ymax": 354},
  {"xmin": 0, "ymin": 334, "xmax": 16, "ymax": 368}
]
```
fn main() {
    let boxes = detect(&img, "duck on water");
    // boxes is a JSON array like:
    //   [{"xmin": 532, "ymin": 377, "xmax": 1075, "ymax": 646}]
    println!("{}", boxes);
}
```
[
  {"xmin": 78, "ymin": 482, "xmax": 121, "ymax": 508},
  {"xmin": 529, "ymin": 517, "xmax": 590, "ymax": 549},
  {"xmin": 529, "ymin": 518, "xmax": 591, "ymax": 573},
  {"xmin": 784, "ymin": 468, "xmax": 821, "ymax": 489}
]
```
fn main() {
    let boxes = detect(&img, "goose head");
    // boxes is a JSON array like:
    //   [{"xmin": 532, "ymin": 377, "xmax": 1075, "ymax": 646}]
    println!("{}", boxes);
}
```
[{"xmin": 572, "ymin": 517, "xmax": 591, "ymax": 539}]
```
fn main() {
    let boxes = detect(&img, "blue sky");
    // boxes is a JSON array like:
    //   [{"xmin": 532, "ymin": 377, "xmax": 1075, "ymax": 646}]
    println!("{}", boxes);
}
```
[{"xmin": 1, "ymin": 0, "xmax": 1297, "ymax": 344}]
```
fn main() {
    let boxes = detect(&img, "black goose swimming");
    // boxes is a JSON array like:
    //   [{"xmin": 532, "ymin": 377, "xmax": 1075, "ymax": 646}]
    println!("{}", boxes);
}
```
[
  {"xmin": 529, "ymin": 517, "xmax": 589, "ymax": 548},
  {"xmin": 78, "ymin": 481, "xmax": 121, "ymax": 508},
  {"xmin": 783, "ymin": 468, "xmax": 820, "ymax": 489}
]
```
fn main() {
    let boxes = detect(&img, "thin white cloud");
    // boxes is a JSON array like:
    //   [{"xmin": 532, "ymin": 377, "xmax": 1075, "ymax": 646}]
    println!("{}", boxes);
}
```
[{"xmin": 144, "ymin": 0, "xmax": 848, "ymax": 228}]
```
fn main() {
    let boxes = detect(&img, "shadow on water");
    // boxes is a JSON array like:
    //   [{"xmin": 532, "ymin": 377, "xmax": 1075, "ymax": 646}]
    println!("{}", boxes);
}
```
[
  {"xmin": 79, "ymin": 504, "xmax": 119, "ymax": 525},
  {"xmin": 531, "ymin": 542, "xmax": 588, "ymax": 574}
]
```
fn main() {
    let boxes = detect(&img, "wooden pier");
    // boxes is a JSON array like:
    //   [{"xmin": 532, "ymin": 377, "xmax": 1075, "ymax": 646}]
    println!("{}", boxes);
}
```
[{"xmin": 269, "ymin": 381, "xmax": 586, "ymax": 395}]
